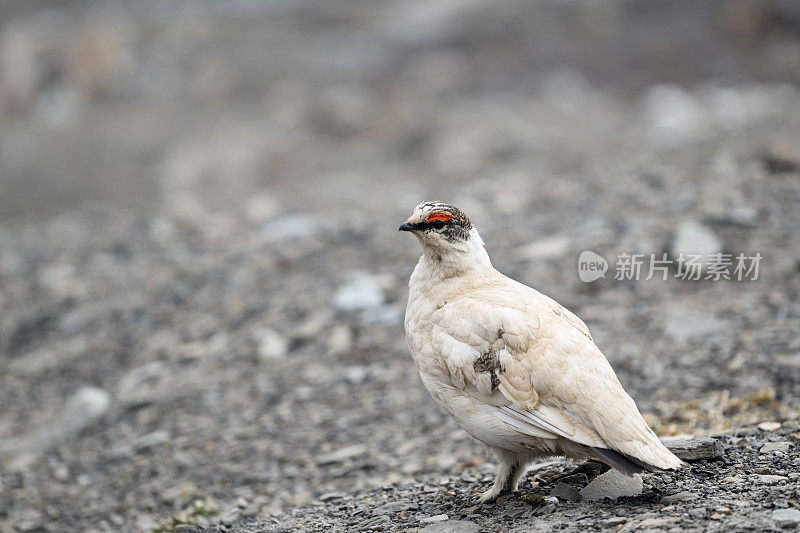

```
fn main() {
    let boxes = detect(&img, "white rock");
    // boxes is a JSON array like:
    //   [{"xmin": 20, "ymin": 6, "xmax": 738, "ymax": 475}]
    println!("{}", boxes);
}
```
[
  {"xmin": 51, "ymin": 387, "xmax": 111, "ymax": 440},
  {"xmin": 758, "ymin": 421, "xmax": 781, "ymax": 431},
  {"xmin": 421, "ymin": 514, "xmax": 450, "ymax": 524},
  {"xmin": 133, "ymin": 430, "xmax": 171, "ymax": 451},
  {"xmin": 580, "ymin": 470, "xmax": 643, "ymax": 501},
  {"xmin": 258, "ymin": 329, "xmax": 289, "ymax": 360},
  {"xmin": 772, "ymin": 508, "xmax": 800, "ymax": 529},
  {"xmin": 644, "ymin": 84, "xmax": 705, "ymax": 145},
  {"xmin": 326, "ymin": 325, "xmax": 353, "ymax": 356},
  {"xmin": 316, "ymin": 444, "xmax": 368, "ymax": 465},
  {"xmin": 664, "ymin": 308, "xmax": 725, "ymax": 340},
  {"xmin": 259, "ymin": 214, "xmax": 317, "ymax": 243},
  {"xmin": 332, "ymin": 272, "xmax": 385, "ymax": 312},
  {"xmin": 116, "ymin": 361, "xmax": 168, "ymax": 407},
  {"xmin": 244, "ymin": 194, "xmax": 281, "ymax": 223},
  {"xmin": 759, "ymin": 442, "xmax": 791, "ymax": 454},
  {"xmin": 671, "ymin": 220, "xmax": 723, "ymax": 260}
]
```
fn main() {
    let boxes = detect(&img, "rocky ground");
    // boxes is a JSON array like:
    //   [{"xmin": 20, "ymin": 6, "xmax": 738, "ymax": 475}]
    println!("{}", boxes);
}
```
[
  {"xmin": 1, "ymin": 1, "xmax": 800, "ymax": 532},
  {"xmin": 235, "ymin": 426, "xmax": 800, "ymax": 533}
]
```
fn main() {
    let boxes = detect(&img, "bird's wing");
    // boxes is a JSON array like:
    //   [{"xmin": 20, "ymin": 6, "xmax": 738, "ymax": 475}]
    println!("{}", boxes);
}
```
[{"xmin": 433, "ymin": 286, "xmax": 680, "ymax": 468}]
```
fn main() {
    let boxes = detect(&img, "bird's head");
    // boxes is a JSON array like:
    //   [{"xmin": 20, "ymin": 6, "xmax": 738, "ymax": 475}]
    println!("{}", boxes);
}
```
[{"xmin": 399, "ymin": 202, "xmax": 484, "ymax": 258}]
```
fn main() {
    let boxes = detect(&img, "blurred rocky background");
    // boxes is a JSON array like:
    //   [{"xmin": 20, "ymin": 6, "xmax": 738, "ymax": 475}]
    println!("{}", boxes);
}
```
[{"xmin": 1, "ymin": 0, "xmax": 799, "ymax": 531}]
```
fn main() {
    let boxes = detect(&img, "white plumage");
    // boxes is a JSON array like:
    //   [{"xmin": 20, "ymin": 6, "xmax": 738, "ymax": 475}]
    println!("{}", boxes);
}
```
[{"xmin": 401, "ymin": 202, "xmax": 683, "ymax": 503}]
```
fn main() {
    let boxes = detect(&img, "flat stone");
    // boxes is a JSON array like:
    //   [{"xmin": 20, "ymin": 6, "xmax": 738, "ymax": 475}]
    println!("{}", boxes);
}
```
[
  {"xmin": 756, "ymin": 475, "xmax": 789, "ymax": 484},
  {"xmin": 758, "ymin": 421, "xmax": 782, "ymax": 431},
  {"xmin": 759, "ymin": 442, "xmax": 791, "ymax": 454},
  {"xmin": 420, "ymin": 514, "xmax": 450, "ymax": 524},
  {"xmin": 316, "ymin": 444, "xmax": 368, "ymax": 465},
  {"xmin": 372, "ymin": 501, "xmax": 417, "ymax": 516},
  {"xmin": 420, "ymin": 520, "xmax": 481, "ymax": 533},
  {"xmin": 332, "ymin": 272, "xmax": 385, "ymax": 312},
  {"xmin": 772, "ymin": 508, "xmax": 800, "ymax": 529},
  {"xmin": 550, "ymin": 482, "xmax": 581, "ymax": 502},
  {"xmin": 53, "ymin": 386, "xmax": 111, "ymax": 439},
  {"xmin": 661, "ymin": 491, "xmax": 699, "ymax": 504},
  {"xmin": 637, "ymin": 517, "xmax": 670, "ymax": 529},
  {"xmin": 580, "ymin": 470, "xmax": 642, "ymax": 502},
  {"xmin": 671, "ymin": 220, "xmax": 723, "ymax": 259},
  {"xmin": 663, "ymin": 309, "xmax": 725, "ymax": 340},
  {"xmin": 663, "ymin": 437, "xmax": 724, "ymax": 461},
  {"xmin": 132, "ymin": 430, "xmax": 171, "ymax": 451}
]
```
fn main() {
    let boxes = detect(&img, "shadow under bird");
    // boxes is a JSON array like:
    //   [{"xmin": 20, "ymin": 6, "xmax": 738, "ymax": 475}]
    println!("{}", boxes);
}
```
[{"xmin": 400, "ymin": 201, "xmax": 683, "ymax": 503}]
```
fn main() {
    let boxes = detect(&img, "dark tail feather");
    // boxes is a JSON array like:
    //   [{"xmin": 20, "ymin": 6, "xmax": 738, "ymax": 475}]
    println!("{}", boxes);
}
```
[{"xmin": 587, "ymin": 447, "xmax": 661, "ymax": 476}]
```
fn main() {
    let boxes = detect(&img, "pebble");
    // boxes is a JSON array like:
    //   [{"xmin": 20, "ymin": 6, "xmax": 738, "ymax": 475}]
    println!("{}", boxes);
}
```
[
  {"xmin": 419, "ymin": 520, "xmax": 481, "ymax": 533},
  {"xmin": 661, "ymin": 491, "xmax": 699, "ymax": 504},
  {"xmin": 116, "ymin": 361, "xmax": 169, "ymax": 407},
  {"xmin": 638, "ymin": 517, "xmax": 670, "ymax": 528},
  {"xmin": 316, "ymin": 444, "xmax": 369, "ymax": 465},
  {"xmin": 603, "ymin": 516, "xmax": 628, "ymax": 526},
  {"xmin": 258, "ymin": 329, "xmax": 289, "ymax": 360},
  {"xmin": 663, "ymin": 437, "xmax": 724, "ymax": 461},
  {"xmin": 663, "ymin": 309, "xmax": 725, "ymax": 341},
  {"xmin": 421, "ymin": 514, "xmax": 450, "ymax": 524},
  {"xmin": 772, "ymin": 508, "xmax": 800, "ymax": 529},
  {"xmin": 758, "ymin": 421, "xmax": 782, "ymax": 431},
  {"xmin": 132, "ymin": 430, "xmax": 171, "ymax": 452},
  {"xmin": 670, "ymin": 220, "xmax": 723, "ymax": 260},
  {"xmin": 759, "ymin": 442, "xmax": 791, "ymax": 454},
  {"xmin": 332, "ymin": 272, "xmax": 385, "ymax": 312},
  {"xmin": 41, "ymin": 387, "xmax": 111, "ymax": 447},
  {"xmin": 550, "ymin": 482, "xmax": 581, "ymax": 502},
  {"xmin": 580, "ymin": 470, "xmax": 643, "ymax": 502},
  {"xmin": 756, "ymin": 475, "xmax": 789, "ymax": 484},
  {"xmin": 372, "ymin": 501, "xmax": 417, "ymax": 516}
]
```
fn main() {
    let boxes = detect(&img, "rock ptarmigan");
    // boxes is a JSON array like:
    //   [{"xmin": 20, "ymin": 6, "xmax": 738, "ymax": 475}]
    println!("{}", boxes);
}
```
[{"xmin": 400, "ymin": 201, "xmax": 683, "ymax": 503}]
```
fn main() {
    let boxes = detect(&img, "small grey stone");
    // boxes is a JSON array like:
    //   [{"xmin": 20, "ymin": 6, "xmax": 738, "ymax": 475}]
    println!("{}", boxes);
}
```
[
  {"xmin": 759, "ymin": 442, "xmax": 791, "ymax": 454},
  {"xmin": 688, "ymin": 508, "xmax": 706, "ymax": 519},
  {"xmin": 116, "ymin": 361, "xmax": 169, "ymax": 407},
  {"xmin": 258, "ymin": 329, "xmax": 288, "ymax": 360},
  {"xmin": 580, "ymin": 470, "xmax": 643, "ymax": 501},
  {"xmin": 421, "ymin": 514, "xmax": 449, "ymax": 524},
  {"xmin": 372, "ymin": 501, "xmax": 417, "ymax": 515},
  {"xmin": 132, "ymin": 429, "xmax": 171, "ymax": 451},
  {"xmin": 661, "ymin": 491, "xmax": 699, "ymax": 504},
  {"xmin": 670, "ymin": 220, "xmax": 723, "ymax": 260},
  {"xmin": 13, "ymin": 510, "xmax": 43, "ymax": 532},
  {"xmin": 664, "ymin": 309, "xmax": 725, "ymax": 340},
  {"xmin": 218, "ymin": 506, "xmax": 243, "ymax": 525},
  {"xmin": 603, "ymin": 517, "xmax": 628, "ymax": 526},
  {"xmin": 551, "ymin": 482, "xmax": 581, "ymax": 502},
  {"xmin": 332, "ymin": 272, "xmax": 385, "ymax": 312},
  {"xmin": 772, "ymin": 508, "xmax": 800, "ymax": 529},
  {"xmin": 663, "ymin": 437, "xmax": 724, "ymax": 461},
  {"xmin": 43, "ymin": 386, "xmax": 110, "ymax": 447},
  {"xmin": 316, "ymin": 444, "xmax": 368, "ymax": 465},
  {"xmin": 420, "ymin": 520, "xmax": 481, "ymax": 533},
  {"xmin": 319, "ymin": 492, "xmax": 346, "ymax": 502}
]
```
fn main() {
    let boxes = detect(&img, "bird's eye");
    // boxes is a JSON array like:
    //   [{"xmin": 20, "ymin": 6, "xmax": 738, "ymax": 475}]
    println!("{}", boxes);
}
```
[{"xmin": 432, "ymin": 220, "xmax": 445, "ymax": 229}]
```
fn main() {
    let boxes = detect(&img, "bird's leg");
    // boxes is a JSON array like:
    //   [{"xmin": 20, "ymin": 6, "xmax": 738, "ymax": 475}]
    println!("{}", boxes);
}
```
[
  {"xmin": 505, "ymin": 461, "xmax": 529, "ymax": 493},
  {"xmin": 477, "ymin": 455, "xmax": 522, "ymax": 504}
]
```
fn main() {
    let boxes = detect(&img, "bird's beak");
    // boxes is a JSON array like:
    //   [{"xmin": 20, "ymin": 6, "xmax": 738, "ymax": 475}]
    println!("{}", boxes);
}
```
[{"xmin": 399, "ymin": 222, "xmax": 413, "ymax": 232}]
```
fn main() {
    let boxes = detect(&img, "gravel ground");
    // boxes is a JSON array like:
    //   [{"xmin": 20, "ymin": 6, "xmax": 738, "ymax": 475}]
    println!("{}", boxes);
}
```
[
  {"xmin": 1, "ymin": 1, "xmax": 800, "ymax": 532},
  {"xmin": 234, "ymin": 425, "xmax": 800, "ymax": 533}
]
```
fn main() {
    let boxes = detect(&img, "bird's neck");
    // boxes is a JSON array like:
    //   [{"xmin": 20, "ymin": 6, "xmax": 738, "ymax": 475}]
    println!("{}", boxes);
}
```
[{"xmin": 417, "ymin": 228, "xmax": 494, "ymax": 281}]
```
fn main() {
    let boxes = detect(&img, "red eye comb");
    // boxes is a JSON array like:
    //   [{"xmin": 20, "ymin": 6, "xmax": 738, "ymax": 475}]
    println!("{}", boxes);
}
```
[{"xmin": 427, "ymin": 213, "xmax": 452, "ymax": 223}]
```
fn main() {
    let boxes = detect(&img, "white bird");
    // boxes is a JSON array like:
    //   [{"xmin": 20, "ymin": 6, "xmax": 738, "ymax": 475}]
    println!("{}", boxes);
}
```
[{"xmin": 400, "ymin": 201, "xmax": 683, "ymax": 503}]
